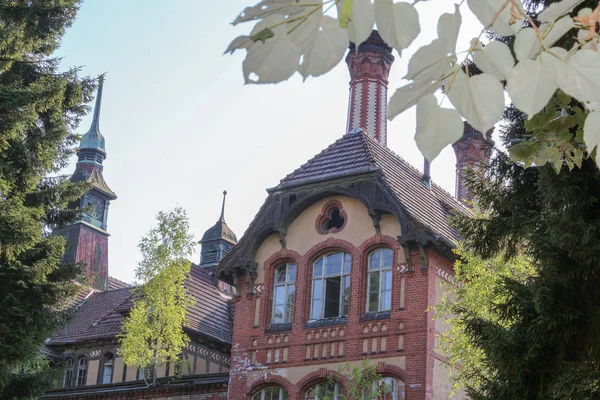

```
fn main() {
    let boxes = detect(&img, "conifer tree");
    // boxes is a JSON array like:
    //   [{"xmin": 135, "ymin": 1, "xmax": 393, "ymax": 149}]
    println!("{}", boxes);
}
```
[
  {"xmin": 443, "ymin": 1, "xmax": 600, "ymax": 398},
  {"xmin": 0, "ymin": 1, "xmax": 94, "ymax": 398}
]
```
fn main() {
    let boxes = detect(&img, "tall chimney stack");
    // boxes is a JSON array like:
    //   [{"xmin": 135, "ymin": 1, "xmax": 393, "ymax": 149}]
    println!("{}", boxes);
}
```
[
  {"xmin": 452, "ymin": 122, "xmax": 493, "ymax": 205},
  {"xmin": 346, "ymin": 30, "xmax": 394, "ymax": 146}
]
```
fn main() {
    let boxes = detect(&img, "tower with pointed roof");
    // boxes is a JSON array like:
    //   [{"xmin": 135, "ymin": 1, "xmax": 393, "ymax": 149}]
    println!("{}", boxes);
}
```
[
  {"xmin": 60, "ymin": 76, "xmax": 117, "ymax": 291},
  {"xmin": 199, "ymin": 191, "xmax": 237, "ymax": 270}
]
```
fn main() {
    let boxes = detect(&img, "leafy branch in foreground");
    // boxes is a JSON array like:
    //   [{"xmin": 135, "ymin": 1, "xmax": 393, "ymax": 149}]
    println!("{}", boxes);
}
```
[
  {"xmin": 119, "ymin": 207, "xmax": 195, "ymax": 386},
  {"xmin": 226, "ymin": 0, "xmax": 600, "ymax": 170}
]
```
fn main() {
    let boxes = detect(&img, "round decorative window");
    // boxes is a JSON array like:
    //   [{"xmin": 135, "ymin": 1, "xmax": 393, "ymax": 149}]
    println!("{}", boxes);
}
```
[{"xmin": 316, "ymin": 200, "xmax": 347, "ymax": 234}]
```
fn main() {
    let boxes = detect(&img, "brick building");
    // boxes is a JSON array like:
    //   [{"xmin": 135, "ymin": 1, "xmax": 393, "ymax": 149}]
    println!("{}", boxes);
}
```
[
  {"xmin": 43, "ymin": 79, "xmax": 234, "ymax": 400},
  {"xmin": 214, "ymin": 31, "xmax": 490, "ymax": 400}
]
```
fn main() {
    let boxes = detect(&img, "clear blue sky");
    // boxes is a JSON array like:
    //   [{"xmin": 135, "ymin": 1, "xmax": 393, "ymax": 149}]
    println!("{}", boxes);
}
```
[{"xmin": 56, "ymin": 0, "xmax": 485, "ymax": 283}]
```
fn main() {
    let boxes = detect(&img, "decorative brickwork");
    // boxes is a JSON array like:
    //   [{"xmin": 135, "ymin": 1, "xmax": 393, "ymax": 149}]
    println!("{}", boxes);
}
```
[
  {"xmin": 228, "ymin": 228, "xmax": 455, "ymax": 399},
  {"xmin": 346, "ymin": 31, "xmax": 394, "ymax": 146},
  {"xmin": 452, "ymin": 122, "xmax": 493, "ymax": 205}
]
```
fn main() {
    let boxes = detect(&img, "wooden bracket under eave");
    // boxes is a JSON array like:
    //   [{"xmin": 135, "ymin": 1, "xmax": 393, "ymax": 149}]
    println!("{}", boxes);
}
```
[{"xmin": 419, "ymin": 244, "xmax": 428, "ymax": 270}]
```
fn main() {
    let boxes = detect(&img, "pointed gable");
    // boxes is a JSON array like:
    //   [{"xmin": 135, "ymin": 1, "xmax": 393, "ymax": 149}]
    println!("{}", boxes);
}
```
[
  {"xmin": 273, "ymin": 131, "xmax": 464, "ymax": 242},
  {"xmin": 276, "ymin": 131, "xmax": 379, "ymax": 189}
]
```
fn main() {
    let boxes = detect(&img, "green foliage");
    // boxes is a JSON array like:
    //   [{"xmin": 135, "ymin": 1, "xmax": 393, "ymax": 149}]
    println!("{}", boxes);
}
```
[
  {"xmin": 0, "ymin": 1, "xmax": 95, "ymax": 398},
  {"xmin": 119, "ymin": 207, "xmax": 196, "ymax": 386},
  {"xmin": 509, "ymin": 90, "xmax": 588, "ymax": 172},
  {"xmin": 320, "ymin": 360, "xmax": 390, "ymax": 400},
  {"xmin": 435, "ymin": 245, "xmax": 535, "ymax": 396},
  {"xmin": 448, "ymin": 137, "xmax": 600, "ymax": 398}
]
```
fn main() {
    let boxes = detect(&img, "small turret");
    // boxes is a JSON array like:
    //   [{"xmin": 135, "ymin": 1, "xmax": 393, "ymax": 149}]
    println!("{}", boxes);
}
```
[{"xmin": 199, "ymin": 191, "xmax": 237, "ymax": 268}]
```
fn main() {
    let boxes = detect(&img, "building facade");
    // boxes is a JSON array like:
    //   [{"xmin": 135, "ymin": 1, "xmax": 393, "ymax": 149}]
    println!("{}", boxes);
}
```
[
  {"xmin": 215, "ymin": 31, "xmax": 485, "ymax": 400},
  {"xmin": 43, "ymin": 79, "xmax": 235, "ymax": 400}
]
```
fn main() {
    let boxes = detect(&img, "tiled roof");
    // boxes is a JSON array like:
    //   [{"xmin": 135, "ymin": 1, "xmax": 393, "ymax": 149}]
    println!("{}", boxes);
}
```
[
  {"xmin": 108, "ymin": 276, "xmax": 131, "ymax": 290},
  {"xmin": 70, "ymin": 167, "xmax": 117, "ymax": 199},
  {"xmin": 275, "ymin": 131, "xmax": 465, "ymax": 241},
  {"xmin": 48, "ymin": 265, "xmax": 232, "ymax": 346},
  {"xmin": 278, "ymin": 131, "xmax": 379, "ymax": 188}
]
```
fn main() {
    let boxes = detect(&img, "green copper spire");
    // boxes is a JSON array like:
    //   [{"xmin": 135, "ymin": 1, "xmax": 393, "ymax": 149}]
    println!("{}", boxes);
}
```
[{"xmin": 79, "ymin": 75, "xmax": 106, "ymax": 156}]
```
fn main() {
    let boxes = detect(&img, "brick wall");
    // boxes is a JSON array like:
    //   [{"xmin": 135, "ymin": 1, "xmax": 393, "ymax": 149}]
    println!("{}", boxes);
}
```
[{"xmin": 228, "ymin": 233, "xmax": 456, "ymax": 400}]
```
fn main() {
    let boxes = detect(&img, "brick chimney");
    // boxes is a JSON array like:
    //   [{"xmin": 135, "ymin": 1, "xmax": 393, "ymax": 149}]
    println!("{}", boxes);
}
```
[
  {"xmin": 345, "ymin": 30, "xmax": 394, "ymax": 146},
  {"xmin": 452, "ymin": 122, "xmax": 493, "ymax": 204}
]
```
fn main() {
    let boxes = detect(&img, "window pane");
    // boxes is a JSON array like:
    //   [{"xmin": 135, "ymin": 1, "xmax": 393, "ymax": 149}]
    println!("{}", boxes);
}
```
[
  {"xmin": 370, "ymin": 250, "xmax": 381, "ymax": 270},
  {"xmin": 273, "ymin": 305, "xmax": 284, "ymax": 324},
  {"xmin": 287, "ymin": 264, "xmax": 296, "ymax": 281},
  {"xmin": 325, "ymin": 253, "xmax": 342, "ymax": 275},
  {"xmin": 368, "ymin": 292, "xmax": 379, "ymax": 312},
  {"xmin": 383, "ymin": 270, "xmax": 392, "ymax": 291},
  {"xmin": 274, "ymin": 286, "xmax": 286, "ymax": 306},
  {"xmin": 324, "ymin": 277, "xmax": 341, "ymax": 318},
  {"xmin": 312, "ymin": 280, "xmax": 322, "ymax": 301},
  {"xmin": 286, "ymin": 285, "xmax": 295, "ymax": 323},
  {"xmin": 314, "ymin": 259, "xmax": 323, "ymax": 277},
  {"xmin": 343, "ymin": 276, "xmax": 350, "ymax": 316},
  {"xmin": 344, "ymin": 254, "xmax": 352, "ymax": 274},
  {"xmin": 275, "ymin": 266, "xmax": 287, "ymax": 283},
  {"xmin": 382, "ymin": 289, "xmax": 392, "ymax": 311},
  {"xmin": 382, "ymin": 248, "xmax": 393, "ymax": 267},
  {"xmin": 369, "ymin": 272, "xmax": 380, "ymax": 294},
  {"xmin": 311, "ymin": 300, "xmax": 322, "ymax": 320}
]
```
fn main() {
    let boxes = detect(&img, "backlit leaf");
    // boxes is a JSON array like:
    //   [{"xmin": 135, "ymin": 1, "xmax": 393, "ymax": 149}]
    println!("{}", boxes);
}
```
[
  {"xmin": 338, "ymin": 0, "xmax": 374, "ymax": 45},
  {"xmin": 514, "ymin": 28, "xmax": 539, "ymax": 60},
  {"xmin": 554, "ymin": 49, "xmax": 600, "ymax": 104},
  {"xmin": 293, "ymin": 15, "xmax": 349, "ymax": 79},
  {"xmin": 374, "ymin": 0, "xmax": 420, "ymax": 53},
  {"xmin": 538, "ymin": 0, "xmax": 585, "ymax": 22},
  {"xmin": 243, "ymin": 15, "xmax": 301, "ymax": 84},
  {"xmin": 472, "ymin": 41, "xmax": 514, "ymax": 81},
  {"xmin": 446, "ymin": 70, "xmax": 504, "ymax": 133},
  {"xmin": 507, "ymin": 59, "xmax": 557, "ymax": 117},
  {"xmin": 405, "ymin": 39, "xmax": 457, "ymax": 82},
  {"xmin": 437, "ymin": 4, "xmax": 461, "ymax": 54},
  {"xmin": 415, "ymin": 94, "xmax": 464, "ymax": 162},
  {"xmin": 388, "ymin": 80, "xmax": 440, "ymax": 119},
  {"xmin": 583, "ymin": 111, "xmax": 600, "ymax": 157},
  {"xmin": 467, "ymin": 0, "xmax": 524, "ymax": 36},
  {"xmin": 224, "ymin": 35, "xmax": 252, "ymax": 54}
]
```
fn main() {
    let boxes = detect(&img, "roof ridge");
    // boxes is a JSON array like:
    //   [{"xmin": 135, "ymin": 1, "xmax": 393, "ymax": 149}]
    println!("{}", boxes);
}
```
[{"xmin": 279, "ymin": 134, "xmax": 357, "ymax": 183}]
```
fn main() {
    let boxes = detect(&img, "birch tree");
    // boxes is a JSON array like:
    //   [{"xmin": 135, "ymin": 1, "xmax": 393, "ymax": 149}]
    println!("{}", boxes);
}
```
[{"xmin": 120, "ymin": 207, "xmax": 195, "ymax": 386}]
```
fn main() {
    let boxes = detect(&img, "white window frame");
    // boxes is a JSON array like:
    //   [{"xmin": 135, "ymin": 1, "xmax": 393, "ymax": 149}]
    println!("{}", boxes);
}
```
[
  {"xmin": 366, "ymin": 248, "xmax": 393, "ymax": 313},
  {"xmin": 75, "ymin": 356, "xmax": 87, "ymax": 386},
  {"xmin": 251, "ymin": 386, "xmax": 289, "ymax": 400},
  {"xmin": 63, "ymin": 358, "xmax": 73, "ymax": 387},
  {"xmin": 102, "ymin": 352, "xmax": 114, "ymax": 384},
  {"xmin": 305, "ymin": 382, "xmax": 341, "ymax": 400},
  {"xmin": 310, "ymin": 252, "xmax": 351, "ymax": 321},
  {"xmin": 371, "ymin": 377, "xmax": 406, "ymax": 400},
  {"xmin": 271, "ymin": 263, "xmax": 296, "ymax": 324}
]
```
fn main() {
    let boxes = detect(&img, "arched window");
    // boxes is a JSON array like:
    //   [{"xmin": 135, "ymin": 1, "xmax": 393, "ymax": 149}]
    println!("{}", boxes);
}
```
[
  {"xmin": 367, "ymin": 248, "xmax": 393, "ymax": 312},
  {"xmin": 102, "ymin": 353, "xmax": 114, "ymax": 384},
  {"xmin": 373, "ymin": 377, "xmax": 406, "ymax": 400},
  {"xmin": 305, "ymin": 381, "xmax": 341, "ymax": 399},
  {"xmin": 75, "ymin": 356, "xmax": 87, "ymax": 386},
  {"xmin": 251, "ymin": 386, "xmax": 289, "ymax": 400},
  {"xmin": 62, "ymin": 358, "xmax": 73, "ymax": 387},
  {"xmin": 311, "ymin": 252, "xmax": 351, "ymax": 320},
  {"xmin": 272, "ymin": 263, "xmax": 296, "ymax": 324}
]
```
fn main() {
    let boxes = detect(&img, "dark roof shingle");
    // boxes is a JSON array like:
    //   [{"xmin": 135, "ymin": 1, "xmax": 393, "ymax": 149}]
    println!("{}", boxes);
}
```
[
  {"xmin": 275, "ymin": 131, "xmax": 464, "ymax": 241},
  {"xmin": 48, "ymin": 265, "xmax": 233, "ymax": 346}
]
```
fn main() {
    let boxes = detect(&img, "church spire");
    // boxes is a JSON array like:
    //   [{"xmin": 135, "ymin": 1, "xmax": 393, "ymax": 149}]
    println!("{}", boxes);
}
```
[
  {"xmin": 219, "ymin": 190, "xmax": 227, "ymax": 223},
  {"xmin": 78, "ymin": 75, "xmax": 107, "ymax": 167}
]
